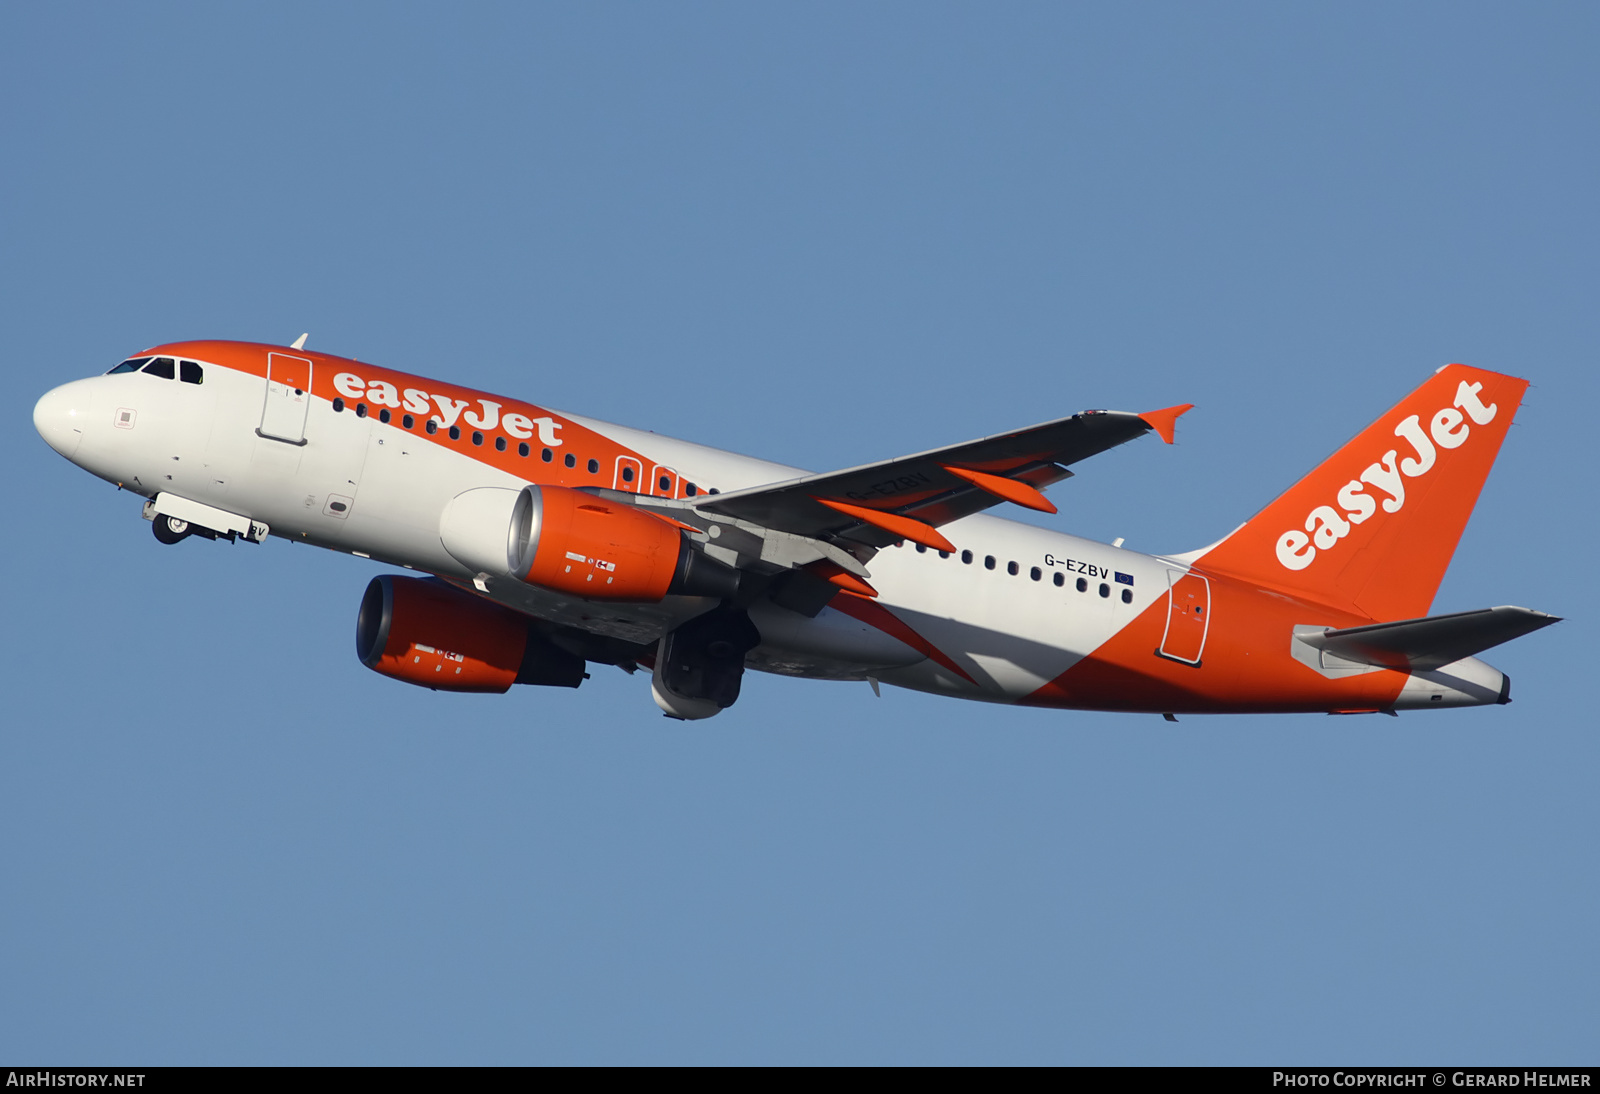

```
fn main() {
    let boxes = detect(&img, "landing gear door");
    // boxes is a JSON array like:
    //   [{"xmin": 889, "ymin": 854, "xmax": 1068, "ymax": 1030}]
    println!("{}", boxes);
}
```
[
  {"xmin": 259, "ymin": 352, "xmax": 313, "ymax": 445},
  {"xmin": 1158, "ymin": 569, "xmax": 1210, "ymax": 665}
]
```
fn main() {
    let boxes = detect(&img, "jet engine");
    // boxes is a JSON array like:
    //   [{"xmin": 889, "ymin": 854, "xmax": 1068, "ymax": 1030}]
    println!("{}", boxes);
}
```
[
  {"xmin": 356, "ymin": 575, "xmax": 586, "ymax": 693},
  {"xmin": 440, "ymin": 485, "xmax": 739, "ymax": 602}
]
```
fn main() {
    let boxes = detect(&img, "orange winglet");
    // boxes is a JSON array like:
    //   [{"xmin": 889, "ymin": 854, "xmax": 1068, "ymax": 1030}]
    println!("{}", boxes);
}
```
[
  {"xmin": 1138, "ymin": 404, "xmax": 1194, "ymax": 445},
  {"xmin": 942, "ymin": 465, "xmax": 1058, "ymax": 514},
  {"xmin": 812, "ymin": 497, "xmax": 957, "ymax": 554},
  {"xmin": 806, "ymin": 560, "xmax": 878, "ymax": 598}
]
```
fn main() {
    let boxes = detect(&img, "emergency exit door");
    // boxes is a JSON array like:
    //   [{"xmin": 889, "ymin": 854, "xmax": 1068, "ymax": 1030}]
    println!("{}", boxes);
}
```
[
  {"xmin": 1158, "ymin": 569, "xmax": 1210, "ymax": 665},
  {"xmin": 259, "ymin": 352, "xmax": 313, "ymax": 445}
]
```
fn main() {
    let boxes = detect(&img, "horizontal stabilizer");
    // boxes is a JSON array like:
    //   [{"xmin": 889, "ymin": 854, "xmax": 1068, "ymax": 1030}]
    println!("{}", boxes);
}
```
[{"xmin": 1302, "ymin": 606, "xmax": 1560, "ymax": 671}]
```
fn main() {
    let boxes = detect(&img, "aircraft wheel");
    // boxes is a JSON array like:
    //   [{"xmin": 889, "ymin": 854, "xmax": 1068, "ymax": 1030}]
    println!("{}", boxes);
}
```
[{"xmin": 152, "ymin": 514, "xmax": 191, "ymax": 544}]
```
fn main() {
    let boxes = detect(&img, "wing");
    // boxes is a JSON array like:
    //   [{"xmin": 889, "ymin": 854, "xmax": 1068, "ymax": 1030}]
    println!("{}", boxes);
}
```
[{"xmin": 692, "ymin": 405, "xmax": 1192, "ymax": 552}]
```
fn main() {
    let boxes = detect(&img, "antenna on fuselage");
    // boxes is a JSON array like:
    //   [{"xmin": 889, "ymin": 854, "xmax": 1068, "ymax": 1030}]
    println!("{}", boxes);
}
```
[{"xmin": 290, "ymin": 333, "xmax": 308, "ymax": 350}]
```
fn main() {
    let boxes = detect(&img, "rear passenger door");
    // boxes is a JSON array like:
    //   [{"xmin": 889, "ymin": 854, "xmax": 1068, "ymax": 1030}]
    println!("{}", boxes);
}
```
[{"xmin": 1158, "ymin": 569, "xmax": 1210, "ymax": 665}]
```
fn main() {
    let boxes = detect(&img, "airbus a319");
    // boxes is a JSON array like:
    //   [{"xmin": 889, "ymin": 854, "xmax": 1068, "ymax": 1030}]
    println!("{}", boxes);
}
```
[{"xmin": 33, "ymin": 339, "xmax": 1557, "ymax": 719}]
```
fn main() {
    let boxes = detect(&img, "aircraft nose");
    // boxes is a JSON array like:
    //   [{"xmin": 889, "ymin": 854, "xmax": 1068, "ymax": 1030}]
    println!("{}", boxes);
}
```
[{"xmin": 34, "ymin": 380, "xmax": 93, "ymax": 460}]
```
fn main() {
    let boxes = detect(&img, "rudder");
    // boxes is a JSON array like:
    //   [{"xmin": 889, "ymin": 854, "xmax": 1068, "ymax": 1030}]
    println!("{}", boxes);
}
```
[{"xmin": 1194, "ymin": 364, "xmax": 1528, "ymax": 621}]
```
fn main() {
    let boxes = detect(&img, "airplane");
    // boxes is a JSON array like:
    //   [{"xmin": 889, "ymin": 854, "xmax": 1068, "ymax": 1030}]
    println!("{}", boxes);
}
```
[{"xmin": 32, "ymin": 338, "xmax": 1558, "ymax": 720}]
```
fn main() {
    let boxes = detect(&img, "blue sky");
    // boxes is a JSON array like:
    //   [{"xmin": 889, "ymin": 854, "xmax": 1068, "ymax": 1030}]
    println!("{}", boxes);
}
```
[{"xmin": 2, "ymin": 2, "xmax": 1595, "ymax": 1064}]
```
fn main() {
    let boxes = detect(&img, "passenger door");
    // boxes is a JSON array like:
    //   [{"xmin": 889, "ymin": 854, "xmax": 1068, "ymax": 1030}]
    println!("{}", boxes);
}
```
[
  {"xmin": 1158, "ymin": 569, "xmax": 1210, "ymax": 665},
  {"xmin": 259, "ymin": 352, "xmax": 313, "ymax": 444}
]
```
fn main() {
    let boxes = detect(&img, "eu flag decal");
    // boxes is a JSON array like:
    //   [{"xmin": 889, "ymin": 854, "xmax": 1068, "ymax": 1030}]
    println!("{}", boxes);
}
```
[{"xmin": 1115, "ymin": 572, "xmax": 1134, "ymax": 586}]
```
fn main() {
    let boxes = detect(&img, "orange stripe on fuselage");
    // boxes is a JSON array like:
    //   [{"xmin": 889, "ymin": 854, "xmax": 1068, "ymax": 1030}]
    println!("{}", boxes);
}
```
[
  {"xmin": 145, "ymin": 340, "xmax": 694, "ymax": 498},
  {"xmin": 830, "ymin": 590, "xmax": 978, "ymax": 686},
  {"xmin": 1024, "ymin": 568, "xmax": 1412, "ymax": 714}
]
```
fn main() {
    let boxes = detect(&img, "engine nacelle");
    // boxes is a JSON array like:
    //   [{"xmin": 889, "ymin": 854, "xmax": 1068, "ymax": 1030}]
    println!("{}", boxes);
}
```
[
  {"xmin": 440, "ymin": 484, "xmax": 739, "ymax": 602},
  {"xmin": 356, "ymin": 575, "xmax": 585, "ymax": 693}
]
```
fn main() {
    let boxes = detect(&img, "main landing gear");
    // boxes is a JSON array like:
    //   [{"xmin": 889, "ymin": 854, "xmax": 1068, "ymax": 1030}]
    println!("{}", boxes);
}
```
[{"xmin": 651, "ymin": 606, "xmax": 762, "ymax": 720}]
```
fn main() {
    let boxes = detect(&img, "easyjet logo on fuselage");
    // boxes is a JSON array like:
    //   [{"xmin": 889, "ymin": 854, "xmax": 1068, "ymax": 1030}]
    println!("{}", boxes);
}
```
[
  {"xmin": 332, "ymin": 371, "xmax": 564, "ymax": 447},
  {"xmin": 1274, "ymin": 380, "xmax": 1499, "ymax": 572}
]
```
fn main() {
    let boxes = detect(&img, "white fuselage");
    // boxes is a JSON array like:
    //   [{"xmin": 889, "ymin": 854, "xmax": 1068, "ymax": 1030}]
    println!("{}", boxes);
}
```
[
  {"xmin": 36, "ymin": 357, "xmax": 1163, "ymax": 703},
  {"xmin": 35, "ymin": 343, "xmax": 1517, "ymax": 715}
]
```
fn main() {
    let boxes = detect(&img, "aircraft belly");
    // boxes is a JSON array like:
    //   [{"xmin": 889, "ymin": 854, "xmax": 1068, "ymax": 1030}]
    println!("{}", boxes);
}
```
[
  {"xmin": 471, "ymin": 575, "xmax": 711, "ymax": 645},
  {"xmin": 747, "ymin": 600, "xmax": 924, "ymax": 680}
]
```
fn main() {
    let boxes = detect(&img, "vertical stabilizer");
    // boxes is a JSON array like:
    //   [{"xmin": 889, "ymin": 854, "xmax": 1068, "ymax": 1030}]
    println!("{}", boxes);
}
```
[{"xmin": 1194, "ymin": 365, "xmax": 1527, "ymax": 621}]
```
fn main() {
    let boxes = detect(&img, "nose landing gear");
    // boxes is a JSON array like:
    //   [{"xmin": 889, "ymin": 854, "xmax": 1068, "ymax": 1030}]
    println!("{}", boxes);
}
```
[{"xmin": 152, "ymin": 513, "xmax": 191, "ymax": 544}]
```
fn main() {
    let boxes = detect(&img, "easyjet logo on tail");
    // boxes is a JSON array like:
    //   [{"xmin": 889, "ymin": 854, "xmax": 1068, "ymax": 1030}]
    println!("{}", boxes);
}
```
[
  {"xmin": 332, "ymin": 371, "xmax": 564, "ymax": 446},
  {"xmin": 1275, "ymin": 381, "xmax": 1499, "ymax": 572}
]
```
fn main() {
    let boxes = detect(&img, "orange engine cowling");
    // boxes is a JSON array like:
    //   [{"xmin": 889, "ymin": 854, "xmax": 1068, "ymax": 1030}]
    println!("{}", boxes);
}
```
[
  {"xmin": 439, "ymin": 484, "xmax": 741, "ymax": 602},
  {"xmin": 507, "ymin": 485, "xmax": 740, "ymax": 602},
  {"xmin": 511, "ymin": 486, "xmax": 683, "ymax": 599},
  {"xmin": 355, "ymin": 575, "xmax": 585, "ymax": 693}
]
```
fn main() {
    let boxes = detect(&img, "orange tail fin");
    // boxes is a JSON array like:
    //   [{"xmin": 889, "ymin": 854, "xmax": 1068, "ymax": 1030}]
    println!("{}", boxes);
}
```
[{"xmin": 1194, "ymin": 364, "xmax": 1528, "ymax": 622}]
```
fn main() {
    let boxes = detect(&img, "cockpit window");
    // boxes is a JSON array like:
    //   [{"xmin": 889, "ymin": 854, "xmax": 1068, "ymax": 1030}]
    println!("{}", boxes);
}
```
[
  {"xmin": 141, "ymin": 357, "xmax": 176, "ymax": 379},
  {"xmin": 107, "ymin": 357, "xmax": 152, "ymax": 374},
  {"xmin": 179, "ymin": 360, "xmax": 203, "ymax": 384}
]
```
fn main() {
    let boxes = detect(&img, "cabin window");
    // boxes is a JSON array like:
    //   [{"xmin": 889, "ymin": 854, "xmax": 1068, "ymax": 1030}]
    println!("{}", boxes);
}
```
[
  {"xmin": 541, "ymin": 448, "xmax": 552, "ymax": 462},
  {"xmin": 379, "ymin": 408, "xmax": 391, "ymax": 424},
  {"xmin": 518, "ymin": 442, "xmax": 530, "ymax": 457},
  {"xmin": 1121, "ymin": 589, "xmax": 1133, "ymax": 603},
  {"xmin": 356, "ymin": 403, "xmax": 368, "ymax": 418},
  {"xmin": 984, "ymin": 555, "xmax": 996, "ymax": 570},
  {"xmin": 1099, "ymin": 583, "xmax": 1110, "ymax": 598},
  {"xmin": 1007, "ymin": 561, "xmax": 1019, "ymax": 576},
  {"xmin": 333, "ymin": 398, "xmax": 345, "ymax": 413},
  {"xmin": 1077, "ymin": 577, "xmax": 1088, "ymax": 593},
  {"xmin": 495, "ymin": 436, "xmax": 507, "ymax": 452},
  {"xmin": 685, "ymin": 483, "xmax": 697, "ymax": 496},
  {"xmin": 939, "ymin": 550, "xmax": 950, "ymax": 559},
  {"xmin": 142, "ymin": 357, "xmax": 176, "ymax": 379},
  {"xmin": 402, "ymin": 414, "xmax": 414, "ymax": 429},
  {"xmin": 179, "ymin": 360, "xmax": 203, "ymax": 384},
  {"xmin": 1053, "ymin": 572, "xmax": 1065, "ymax": 587},
  {"xmin": 448, "ymin": 425, "xmax": 460, "ymax": 440},
  {"xmin": 107, "ymin": 357, "xmax": 151, "ymax": 374},
  {"xmin": 588, "ymin": 459, "xmax": 600, "ymax": 474},
  {"xmin": 915, "ymin": 544, "xmax": 927, "ymax": 554},
  {"xmin": 426, "ymin": 419, "xmax": 438, "ymax": 435},
  {"xmin": 564, "ymin": 453, "xmax": 576, "ymax": 468},
  {"xmin": 961, "ymin": 550, "xmax": 973, "ymax": 564},
  {"xmin": 1030, "ymin": 566, "xmax": 1041, "ymax": 581},
  {"xmin": 621, "ymin": 466, "xmax": 636, "ymax": 483}
]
